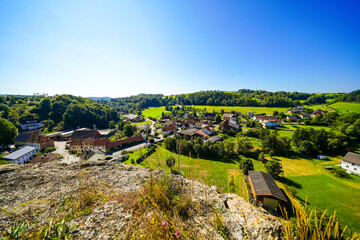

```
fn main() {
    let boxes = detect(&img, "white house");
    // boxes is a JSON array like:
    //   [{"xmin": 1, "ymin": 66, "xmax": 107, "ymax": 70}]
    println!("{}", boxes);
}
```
[
  {"xmin": 1, "ymin": 146, "xmax": 37, "ymax": 164},
  {"xmin": 341, "ymin": 152, "xmax": 360, "ymax": 175},
  {"xmin": 20, "ymin": 119, "xmax": 42, "ymax": 131}
]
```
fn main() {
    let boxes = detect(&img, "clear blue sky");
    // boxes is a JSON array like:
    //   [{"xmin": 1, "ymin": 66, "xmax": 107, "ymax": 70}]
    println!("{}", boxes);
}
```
[{"xmin": 0, "ymin": 0, "xmax": 359, "ymax": 97}]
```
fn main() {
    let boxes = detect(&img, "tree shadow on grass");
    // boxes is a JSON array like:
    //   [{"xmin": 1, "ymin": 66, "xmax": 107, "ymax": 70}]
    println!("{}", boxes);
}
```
[{"xmin": 278, "ymin": 176, "xmax": 302, "ymax": 189}]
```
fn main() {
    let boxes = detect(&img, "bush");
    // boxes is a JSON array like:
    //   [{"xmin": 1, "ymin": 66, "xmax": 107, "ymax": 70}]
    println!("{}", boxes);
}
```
[
  {"xmin": 44, "ymin": 146, "xmax": 56, "ymax": 153},
  {"xmin": 265, "ymin": 160, "xmax": 283, "ymax": 179},
  {"xmin": 285, "ymin": 185, "xmax": 298, "ymax": 198},
  {"xmin": 105, "ymin": 156, "xmax": 113, "ymax": 160},
  {"xmin": 166, "ymin": 156, "xmax": 176, "ymax": 169},
  {"xmin": 121, "ymin": 150, "xmax": 128, "ymax": 154},
  {"xmin": 239, "ymin": 158, "xmax": 254, "ymax": 175},
  {"xmin": 163, "ymin": 133, "xmax": 168, "ymax": 138},
  {"xmin": 330, "ymin": 168, "xmax": 351, "ymax": 179}
]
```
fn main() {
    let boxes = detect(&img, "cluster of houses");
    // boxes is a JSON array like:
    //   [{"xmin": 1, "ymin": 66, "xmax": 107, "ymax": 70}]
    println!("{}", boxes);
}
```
[
  {"xmin": 3, "ymin": 125, "xmax": 146, "ymax": 164},
  {"xmin": 62, "ymin": 128, "xmax": 145, "ymax": 153},
  {"xmin": 286, "ymin": 107, "xmax": 325, "ymax": 122},
  {"xmin": 157, "ymin": 113, "xmax": 241, "ymax": 142}
]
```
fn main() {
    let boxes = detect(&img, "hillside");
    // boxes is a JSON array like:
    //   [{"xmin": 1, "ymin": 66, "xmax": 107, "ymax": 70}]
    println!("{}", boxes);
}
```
[{"xmin": 0, "ymin": 160, "xmax": 282, "ymax": 239}]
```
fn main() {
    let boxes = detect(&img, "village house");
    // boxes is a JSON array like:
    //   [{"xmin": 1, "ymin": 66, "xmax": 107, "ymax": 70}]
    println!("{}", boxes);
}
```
[
  {"xmin": 20, "ymin": 119, "xmax": 42, "ymax": 131},
  {"xmin": 159, "ymin": 116, "xmax": 171, "ymax": 123},
  {"xmin": 178, "ymin": 128, "xmax": 208, "ymax": 140},
  {"xmin": 71, "ymin": 128, "xmax": 101, "ymax": 139},
  {"xmin": 299, "ymin": 114, "xmax": 311, "ymax": 120},
  {"xmin": 310, "ymin": 109, "xmax": 324, "ymax": 118},
  {"xmin": 219, "ymin": 119, "xmax": 240, "ymax": 132},
  {"xmin": 46, "ymin": 132, "xmax": 63, "ymax": 141},
  {"xmin": 204, "ymin": 110, "xmax": 216, "ymax": 120},
  {"xmin": 14, "ymin": 133, "xmax": 31, "ymax": 146},
  {"xmin": 248, "ymin": 171, "xmax": 287, "ymax": 209},
  {"xmin": 26, "ymin": 134, "xmax": 54, "ymax": 151},
  {"xmin": 201, "ymin": 125, "xmax": 215, "ymax": 135},
  {"xmin": 341, "ymin": 152, "xmax": 360, "ymax": 175},
  {"xmin": 106, "ymin": 135, "xmax": 144, "ymax": 152},
  {"xmin": 162, "ymin": 123, "xmax": 177, "ymax": 135},
  {"xmin": 1, "ymin": 146, "xmax": 37, "ymax": 164},
  {"xmin": 69, "ymin": 138, "xmax": 109, "ymax": 152},
  {"xmin": 124, "ymin": 114, "xmax": 142, "ymax": 122},
  {"xmin": 223, "ymin": 113, "xmax": 237, "ymax": 123},
  {"xmin": 253, "ymin": 116, "xmax": 282, "ymax": 128},
  {"xmin": 205, "ymin": 135, "xmax": 223, "ymax": 144},
  {"xmin": 97, "ymin": 129, "xmax": 115, "ymax": 138},
  {"xmin": 286, "ymin": 115, "xmax": 298, "ymax": 122}
]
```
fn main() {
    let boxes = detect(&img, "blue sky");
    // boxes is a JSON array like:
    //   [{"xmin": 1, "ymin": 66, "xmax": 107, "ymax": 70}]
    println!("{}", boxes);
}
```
[{"xmin": 0, "ymin": 0, "xmax": 359, "ymax": 97}]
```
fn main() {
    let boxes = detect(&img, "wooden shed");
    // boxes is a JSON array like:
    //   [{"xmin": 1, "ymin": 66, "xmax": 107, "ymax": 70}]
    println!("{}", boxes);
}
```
[{"xmin": 248, "ymin": 171, "xmax": 287, "ymax": 209}]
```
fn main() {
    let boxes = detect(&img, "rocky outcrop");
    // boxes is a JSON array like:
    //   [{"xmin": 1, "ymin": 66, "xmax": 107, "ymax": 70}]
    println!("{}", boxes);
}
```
[{"xmin": 0, "ymin": 161, "xmax": 282, "ymax": 239}]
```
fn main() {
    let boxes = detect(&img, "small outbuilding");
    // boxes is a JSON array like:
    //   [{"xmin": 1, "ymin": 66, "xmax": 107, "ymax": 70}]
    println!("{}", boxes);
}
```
[{"xmin": 248, "ymin": 171, "xmax": 287, "ymax": 209}]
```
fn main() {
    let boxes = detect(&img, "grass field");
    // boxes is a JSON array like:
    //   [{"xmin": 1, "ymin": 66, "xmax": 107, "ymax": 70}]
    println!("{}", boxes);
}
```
[
  {"xmin": 142, "ymin": 107, "xmax": 170, "ymax": 119},
  {"xmin": 124, "ymin": 145, "xmax": 360, "ymax": 232},
  {"xmin": 275, "ymin": 123, "xmax": 331, "ymax": 138},
  {"xmin": 134, "ymin": 121, "xmax": 152, "ymax": 125},
  {"xmin": 278, "ymin": 156, "xmax": 360, "ymax": 232},
  {"xmin": 191, "ymin": 105, "xmax": 289, "ymax": 114},
  {"xmin": 328, "ymin": 102, "xmax": 360, "ymax": 113},
  {"xmin": 125, "ymin": 146, "xmax": 251, "ymax": 196}
]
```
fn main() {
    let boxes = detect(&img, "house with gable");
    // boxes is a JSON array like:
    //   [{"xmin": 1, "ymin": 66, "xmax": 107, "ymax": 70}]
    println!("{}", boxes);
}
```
[
  {"xmin": 26, "ymin": 134, "xmax": 54, "ymax": 151},
  {"xmin": 20, "ymin": 119, "xmax": 42, "ymax": 131},
  {"xmin": 223, "ymin": 113, "xmax": 237, "ymax": 123},
  {"xmin": 341, "ymin": 152, "xmax": 360, "ymax": 175}
]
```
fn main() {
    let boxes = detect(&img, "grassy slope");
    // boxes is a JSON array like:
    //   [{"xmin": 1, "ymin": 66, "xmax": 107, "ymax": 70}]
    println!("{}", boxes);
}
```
[
  {"xmin": 126, "ymin": 146, "xmax": 360, "ymax": 232},
  {"xmin": 192, "ymin": 105, "xmax": 289, "ymax": 114},
  {"xmin": 329, "ymin": 102, "xmax": 360, "ymax": 113},
  {"xmin": 125, "ymin": 146, "xmax": 265, "ymax": 196},
  {"xmin": 278, "ymin": 156, "xmax": 360, "ymax": 231},
  {"xmin": 142, "ymin": 107, "xmax": 170, "ymax": 119},
  {"xmin": 275, "ymin": 123, "xmax": 331, "ymax": 138}
]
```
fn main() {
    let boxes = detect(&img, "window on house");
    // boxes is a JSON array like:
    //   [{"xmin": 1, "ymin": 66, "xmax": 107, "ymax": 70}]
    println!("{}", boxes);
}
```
[{"xmin": 346, "ymin": 166, "xmax": 349, "ymax": 168}]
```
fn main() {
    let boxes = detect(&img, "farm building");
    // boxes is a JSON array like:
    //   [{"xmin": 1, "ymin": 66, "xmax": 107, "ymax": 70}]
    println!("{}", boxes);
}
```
[
  {"xmin": 14, "ymin": 133, "xmax": 31, "ymax": 146},
  {"xmin": 341, "ymin": 152, "xmax": 360, "ymax": 175},
  {"xmin": 248, "ymin": 171, "xmax": 287, "ymax": 209},
  {"xmin": 1, "ymin": 146, "xmax": 37, "ymax": 164}
]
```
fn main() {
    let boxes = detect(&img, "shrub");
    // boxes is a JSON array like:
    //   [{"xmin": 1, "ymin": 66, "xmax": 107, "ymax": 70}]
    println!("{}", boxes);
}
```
[
  {"xmin": 265, "ymin": 160, "xmax": 283, "ymax": 179},
  {"xmin": 163, "ymin": 133, "xmax": 168, "ymax": 138},
  {"xmin": 44, "ymin": 146, "xmax": 56, "ymax": 153},
  {"xmin": 239, "ymin": 158, "xmax": 254, "ymax": 175},
  {"xmin": 105, "ymin": 156, "xmax": 112, "ymax": 160},
  {"xmin": 330, "ymin": 168, "xmax": 351, "ymax": 179},
  {"xmin": 166, "ymin": 156, "xmax": 176, "ymax": 170},
  {"xmin": 121, "ymin": 150, "xmax": 128, "ymax": 154}
]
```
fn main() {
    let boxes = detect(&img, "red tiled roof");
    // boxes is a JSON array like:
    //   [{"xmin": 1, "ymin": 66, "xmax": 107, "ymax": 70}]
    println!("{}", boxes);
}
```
[
  {"xmin": 108, "ymin": 135, "xmax": 143, "ymax": 149},
  {"xmin": 195, "ymin": 131, "xmax": 208, "ymax": 138},
  {"xmin": 26, "ymin": 134, "xmax": 53, "ymax": 144},
  {"xmin": 163, "ymin": 124, "xmax": 176, "ymax": 132}
]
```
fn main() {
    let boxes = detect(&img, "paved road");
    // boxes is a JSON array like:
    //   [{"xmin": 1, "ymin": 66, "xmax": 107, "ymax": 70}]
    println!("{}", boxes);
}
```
[{"xmin": 53, "ymin": 141, "xmax": 80, "ymax": 164}]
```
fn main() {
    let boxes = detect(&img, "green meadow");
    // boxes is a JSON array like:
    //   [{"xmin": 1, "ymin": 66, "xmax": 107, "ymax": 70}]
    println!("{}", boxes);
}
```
[
  {"xmin": 275, "ymin": 123, "xmax": 331, "ymax": 138},
  {"xmin": 191, "ymin": 105, "xmax": 289, "ymax": 114},
  {"xmin": 125, "ymin": 146, "xmax": 360, "ymax": 232},
  {"xmin": 142, "ymin": 107, "xmax": 170, "ymax": 119},
  {"xmin": 134, "ymin": 121, "xmax": 152, "ymax": 125},
  {"xmin": 328, "ymin": 102, "xmax": 360, "ymax": 113}
]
